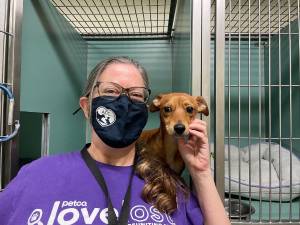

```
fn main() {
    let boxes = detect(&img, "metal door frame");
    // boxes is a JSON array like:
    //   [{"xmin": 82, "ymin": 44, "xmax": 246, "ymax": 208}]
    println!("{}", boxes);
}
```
[
  {"xmin": 191, "ymin": 0, "xmax": 226, "ymax": 200},
  {"xmin": 0, "ymin": 0, "xmax": 23, "ymax": 188}
]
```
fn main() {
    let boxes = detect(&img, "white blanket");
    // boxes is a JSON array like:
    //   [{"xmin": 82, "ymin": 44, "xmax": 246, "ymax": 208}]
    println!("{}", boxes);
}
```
[{"xmin": 211, "ymin": 142, "xmax": 300, "ymax": 201}]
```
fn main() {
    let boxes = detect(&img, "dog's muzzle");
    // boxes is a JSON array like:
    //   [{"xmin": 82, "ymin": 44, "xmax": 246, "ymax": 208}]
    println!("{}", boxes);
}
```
[
  {"xmin": 174, "ymin": 123, "xmax": 185, "ymax": 135},
  {"xmin": 174, "ymin": 123, "xmax": 189, "ymax": 144}
]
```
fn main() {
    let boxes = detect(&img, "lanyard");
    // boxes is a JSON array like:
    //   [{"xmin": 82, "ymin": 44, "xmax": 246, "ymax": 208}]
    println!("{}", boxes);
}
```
[{"xmin": 81, "ymin": 145, "xmax": 136, "ymax": 225}]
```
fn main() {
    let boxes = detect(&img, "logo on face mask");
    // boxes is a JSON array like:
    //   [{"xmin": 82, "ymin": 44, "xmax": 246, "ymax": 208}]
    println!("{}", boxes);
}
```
[{"xmin": 96, "ymin": 106, "xmax": 116, "ymax": 127}]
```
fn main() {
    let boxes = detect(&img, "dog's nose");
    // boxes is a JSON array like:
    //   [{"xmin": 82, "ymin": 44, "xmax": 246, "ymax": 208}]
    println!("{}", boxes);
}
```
[{"xmin": 174, "ymin": 124, "xmax": 186, "ymax": 135}]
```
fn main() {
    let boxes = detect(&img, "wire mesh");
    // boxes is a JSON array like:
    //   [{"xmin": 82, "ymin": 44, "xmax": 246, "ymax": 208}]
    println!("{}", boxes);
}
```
[
  {"xmin": 211, "ymin": 0, "xmax": 299, "ymax": 34},
  {"xmin": 50, "ymin": 0, "xmax": 176, "ymax": 39},
  {"xmin": 212, "ymin": 0, "xmax": 300, "ymax": 223}
]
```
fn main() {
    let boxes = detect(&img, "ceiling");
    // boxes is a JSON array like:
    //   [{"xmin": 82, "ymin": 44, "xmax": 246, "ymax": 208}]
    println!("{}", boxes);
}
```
[
  {"xmin": 211, "ymin": 0, "xmax": 299, "ymax": 35},
  {"xmin": 51, "ymin": 0, "xmax": 299, "ymax": 39},
  {"xmin": 50, "ymin": 0, "xmax": 176, "ymax": 39}
]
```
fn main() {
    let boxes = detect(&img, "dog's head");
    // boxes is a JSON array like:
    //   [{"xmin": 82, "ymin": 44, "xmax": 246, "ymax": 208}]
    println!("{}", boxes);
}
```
[{"xmin": 149, "ymin": 93, "xmax": 209, "ymax": 136}]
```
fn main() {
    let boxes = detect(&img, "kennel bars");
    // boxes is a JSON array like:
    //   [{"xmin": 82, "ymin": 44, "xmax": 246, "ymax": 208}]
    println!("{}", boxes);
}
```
[{"xmin": 211, "ymin": 0, "xmax": 300, "ymax": 223}]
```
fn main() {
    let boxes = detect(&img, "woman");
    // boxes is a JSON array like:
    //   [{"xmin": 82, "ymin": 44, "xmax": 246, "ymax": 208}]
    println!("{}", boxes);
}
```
[{"xmin": 0, "ymin": 56, "xmax": 230, "ymax": 225}]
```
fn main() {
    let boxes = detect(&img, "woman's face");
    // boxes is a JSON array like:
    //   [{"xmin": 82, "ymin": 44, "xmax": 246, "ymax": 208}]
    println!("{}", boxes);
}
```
[
  {"xmin": 80, "ymin": 62, "xmax": 146, "ymax": 120},
  {"xmin": 87, "ymin": 63, "xmax": 147, "ymax": 149},
  {"xmin": 94, "ymin": 63, "xmax": 145, "ymax": 97}
]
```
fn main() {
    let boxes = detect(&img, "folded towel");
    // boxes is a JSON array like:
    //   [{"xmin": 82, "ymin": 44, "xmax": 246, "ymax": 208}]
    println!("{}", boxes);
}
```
[{"xmin": 211, "ymin": 142, "xmax": 300, "ymax": 201}]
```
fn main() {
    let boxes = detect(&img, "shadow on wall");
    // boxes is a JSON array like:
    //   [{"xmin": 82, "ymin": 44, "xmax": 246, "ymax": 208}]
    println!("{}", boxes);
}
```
[{"xmin": 31, "ymin": 0, "xmax": 84, "ymax": 94}]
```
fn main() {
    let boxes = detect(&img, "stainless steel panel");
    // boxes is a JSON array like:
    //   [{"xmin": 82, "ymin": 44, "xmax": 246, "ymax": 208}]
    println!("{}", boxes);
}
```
[
  {"xmin": 201, "ymin": 0, "xmax": 212, "ymax": 134},
  {"xmin": 214, "ymin": 0, "xmax": 226, "ymax": 198},
  {"xmin": 41, "ymin": 113, "xmax": 50, "ymax": 157},
  {"xmin": 1, "ymin": 0, "xmax": 23, "ymax": 188},
  {"xmin": 192, "ymin": 0, "xmax": 202, "ymax": 97}
]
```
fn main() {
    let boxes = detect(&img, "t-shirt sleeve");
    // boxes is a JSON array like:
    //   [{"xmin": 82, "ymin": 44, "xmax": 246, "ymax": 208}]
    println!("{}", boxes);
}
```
[
  {"xmin": 0, "ymin": 164, "xmax": 29, "ymax": 224},
  {"xmin": 185, "ymin": 192, "xmax": 204, "ymax": 225}
]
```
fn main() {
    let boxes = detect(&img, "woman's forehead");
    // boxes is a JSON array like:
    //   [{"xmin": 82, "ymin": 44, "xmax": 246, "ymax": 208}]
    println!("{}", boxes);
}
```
[{"xmin": 98, "ymin": 63, "xmax": 144, "ymax": 87}]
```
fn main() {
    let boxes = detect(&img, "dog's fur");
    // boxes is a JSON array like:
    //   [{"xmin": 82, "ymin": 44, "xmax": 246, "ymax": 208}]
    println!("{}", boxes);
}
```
[{"xmin": 139, "ymin": 92, "xmax": 209, "ymax": 174}]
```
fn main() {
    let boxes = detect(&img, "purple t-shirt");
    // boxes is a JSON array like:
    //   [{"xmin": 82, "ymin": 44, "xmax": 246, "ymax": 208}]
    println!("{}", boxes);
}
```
[{"xmin": 0, "ymin": 150, "xmax": 203, "ymax": 225}]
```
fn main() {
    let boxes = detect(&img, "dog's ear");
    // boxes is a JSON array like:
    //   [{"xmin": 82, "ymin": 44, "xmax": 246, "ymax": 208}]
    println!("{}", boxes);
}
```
[
  {"xmin": 149, "ymin": 94, "xmax": 163, "ymax": 112},
  {"xmin": 195, "ymin": 96, "xmax": 209, "ymax": 116}
]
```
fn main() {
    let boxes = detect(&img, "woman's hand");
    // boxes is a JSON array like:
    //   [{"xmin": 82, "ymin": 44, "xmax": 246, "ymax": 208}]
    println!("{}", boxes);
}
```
[
  {"xmin": 178, "ymin": 119, "xmax": 231, "ymax": 225},
  {"xmin": 177, "ymin": 119, "xmax": 210, "ymax": 175}
]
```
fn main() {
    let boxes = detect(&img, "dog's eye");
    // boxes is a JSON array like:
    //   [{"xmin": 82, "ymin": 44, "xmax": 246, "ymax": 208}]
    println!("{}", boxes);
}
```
[
  {"xmin": 164, "ymin": 106, "xmax": 172, "ymax": 113},
  {"xmin": 186, "ymin": 106, "xmax": 194, "ymax": 113}
]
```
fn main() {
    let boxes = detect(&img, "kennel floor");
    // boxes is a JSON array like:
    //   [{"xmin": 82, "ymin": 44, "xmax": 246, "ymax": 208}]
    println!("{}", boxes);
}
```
[{"xmin": 240, "ymin": 198, "xmax": 300, "ymax": 221}]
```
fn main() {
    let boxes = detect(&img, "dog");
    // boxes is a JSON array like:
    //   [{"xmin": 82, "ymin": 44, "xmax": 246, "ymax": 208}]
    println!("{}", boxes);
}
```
[{"xmin": 138, "ymin": 92, "xmax": 209, "ymax": 174}]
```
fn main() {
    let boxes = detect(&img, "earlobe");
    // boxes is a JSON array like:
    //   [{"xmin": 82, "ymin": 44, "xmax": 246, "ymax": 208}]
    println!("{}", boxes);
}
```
[{"xmin": 79, "ymin": 97, "xmax": 90, "ymax": 119}]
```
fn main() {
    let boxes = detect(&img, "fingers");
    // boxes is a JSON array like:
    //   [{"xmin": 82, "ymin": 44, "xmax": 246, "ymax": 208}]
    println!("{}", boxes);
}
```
[
  {"xmin": 178, "ymin": 138, "xmax": 195, "ymax": 150},
  {"xmin": 188, "ymin": 120, "xmax": 208, "ymax": 144},
  {"xmin": 188, "ymin": 119, "xmax": 207, "ymax": 136},
  {"xmin": 177, "ymin": 138, "xmax": 196, "ymax": 154},
  {"xmin": 178, "ymin": 119, "xmax": 208, "ymax": 148},
  {"xmin": 189, "ymin": 129, "xmax": 207, "ymax": 144}
]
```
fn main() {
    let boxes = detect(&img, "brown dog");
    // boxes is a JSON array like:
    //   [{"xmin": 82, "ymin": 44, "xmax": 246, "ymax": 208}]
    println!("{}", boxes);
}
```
[{"xmin": 139, "ymin": 92, "xmax": 209, "ymax": 174}]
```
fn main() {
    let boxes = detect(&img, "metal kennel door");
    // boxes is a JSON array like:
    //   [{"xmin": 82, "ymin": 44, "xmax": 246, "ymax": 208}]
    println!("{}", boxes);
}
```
[
  {"xmin": 0, "ymin": 0, "xmax": 23, "ymax": 189},
  {"xmin": 211, "ymin": 0, "xmax": 300, "ymax": 224}
]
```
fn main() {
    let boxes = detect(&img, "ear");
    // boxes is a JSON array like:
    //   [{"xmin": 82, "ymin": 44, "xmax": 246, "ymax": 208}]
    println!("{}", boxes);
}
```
[
  {"xmin": 149, "ymin": 94, "xmax": 163, "ymax": 112},
  {"xmin": 195, "ymin": 96, "xmax": 209, "ymax": 116},
  {"xmin": 79, "ymin": 97, "xmax": 90, "ymax": 119}
]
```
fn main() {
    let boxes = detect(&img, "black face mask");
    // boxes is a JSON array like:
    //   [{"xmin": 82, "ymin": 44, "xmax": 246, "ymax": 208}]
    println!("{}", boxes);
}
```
[{"xmin": 91, "ymin": 95, "xmax": 148, "ymax": 148}]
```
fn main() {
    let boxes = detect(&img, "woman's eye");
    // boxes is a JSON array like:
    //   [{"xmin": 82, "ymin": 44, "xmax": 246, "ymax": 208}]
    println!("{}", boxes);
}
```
[
  {"xmin": 186, "ymin": 106, "xmax": 194, "ymax": 113},
  {"xmin": 164, "ymin": 106, "xmax": 172, "ymax": 113},
  {"xmin": 103, "ymin": 88, "xmax": 119, "ymax": 95},
  {"xmin": 130, "ymin": 92, "xmax": 144, "ymax": 98},
  {"xmin": 130, "ymin": 92, "xmax": 145, "ymax": 102}
]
